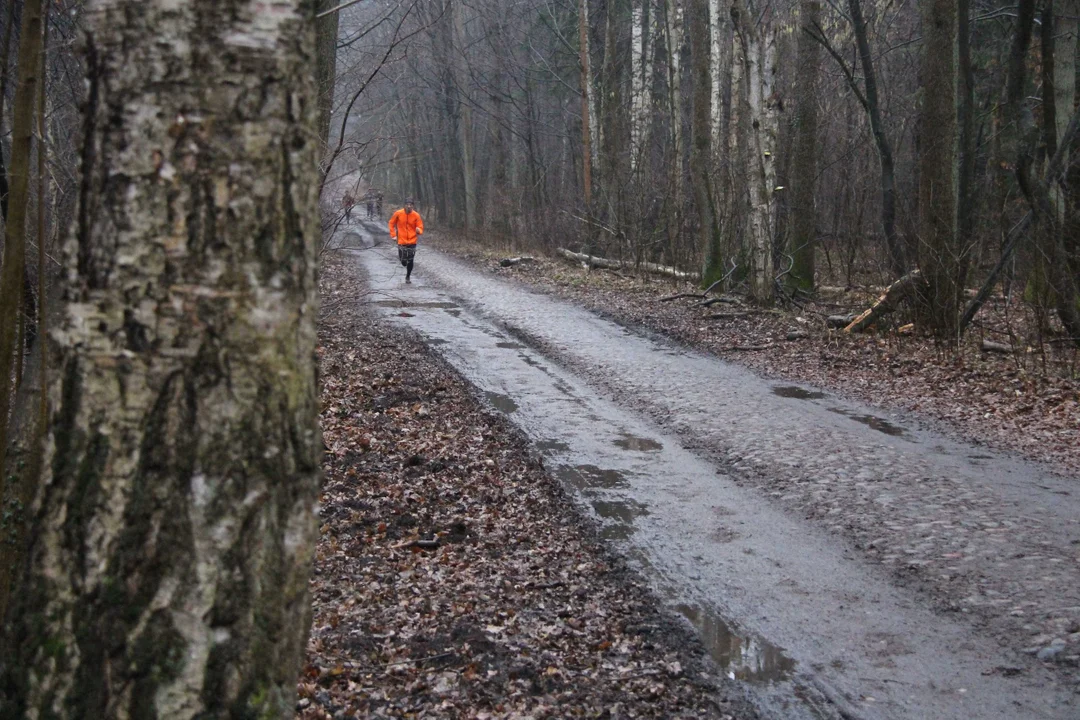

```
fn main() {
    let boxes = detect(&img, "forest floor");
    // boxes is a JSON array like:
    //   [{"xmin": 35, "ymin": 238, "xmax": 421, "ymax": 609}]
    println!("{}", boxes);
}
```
[
  {"xmin": 296, "ymin": 254, "xmax": 759, "ymax": 719},
  {"xmin": 433, "ymin": 236, "xmax": 1080, "ymax": 476}
]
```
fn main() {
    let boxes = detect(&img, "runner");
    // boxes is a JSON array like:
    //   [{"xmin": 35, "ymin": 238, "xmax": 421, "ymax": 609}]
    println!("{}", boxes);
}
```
[{"xmin": 388, "ymin": 198, "xmax": 424, "ymax": 284}]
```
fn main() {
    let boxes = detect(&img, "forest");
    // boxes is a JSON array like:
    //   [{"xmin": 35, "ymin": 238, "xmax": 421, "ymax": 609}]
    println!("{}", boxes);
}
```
[
  {"xmin": 335, "ymin": 0, "xmax": 1080, "ymax": 344},
  {"xmin": 0, "ymin": 0, "xmax": 1079, "ymax": 718}
]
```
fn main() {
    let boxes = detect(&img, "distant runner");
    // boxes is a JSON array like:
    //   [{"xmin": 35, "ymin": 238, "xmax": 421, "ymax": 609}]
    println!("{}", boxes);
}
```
[
  {"xmin": 389, "ymin": 198, "xmax": 424, "ymax": 284},
  {"xmin": 342, "ymin": 192, "xmax": 355, "ymax": 222}
]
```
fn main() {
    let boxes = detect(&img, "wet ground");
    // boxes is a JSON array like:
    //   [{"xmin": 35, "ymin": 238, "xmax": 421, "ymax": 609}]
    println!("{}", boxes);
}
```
[{"xmin": 342, "ymin": 225, "xmax": 1080, "ymax": 719}]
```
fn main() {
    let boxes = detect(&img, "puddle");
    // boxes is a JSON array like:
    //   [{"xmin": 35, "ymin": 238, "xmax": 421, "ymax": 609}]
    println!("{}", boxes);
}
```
[
  {"xmin": 674, "ymin": 601, "xmax": 796, "ymax": 683},
  {"xmin": 599, "ymin": 524, "xmax": 635, "ymax": 541},
  {"xmin": 772, "ymin": 385, "xmax": 826, "ymax": 400},
  {"xmin": 520, "ymin": 355, "xmax": 547, "ymax": 370},
  {"xmin": 536, "ymin": 439, "xmax": 571, "ymax": 454},
  {"xmin": 828, "ymin": 407, "xmax": 907, "ymax": 437},
  {"xmin": 496, "ymin": 341, "xmax": 526, "ymax": 350},
  {"xmin": 484, "ymin": 391, "xmax": 518, "ymax": 414},
  {"xmin": 375, "ymin": 300, "xmax": 460, "ymax": 310},
  {"xmin": 592, "ymin": 499, "xmax": 648, "ymax": 541},
  {"xmin": 591, "ymin": 498, "xmax": 648, "ymax": 521},
  {"xmin": 553, "ymin": 380, "xmax": 576, "ymax": 396},
  {"xmin": 556, "ymin": 464, "xmax": 631, "ymax": 491},
  {"xmin": 614, "ymin": 433, "xmax": 664, "ymax": 452}
]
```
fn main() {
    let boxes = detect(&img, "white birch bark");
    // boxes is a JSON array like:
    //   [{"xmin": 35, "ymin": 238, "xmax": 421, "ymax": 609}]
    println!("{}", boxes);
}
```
[
  {"xmin": 630, "ymin": 2, "xmax": 655, "ymax": 170},
  {"xmin": 733, "ymin": 0, "xmax": 778, "ymax": 303},
  {"xmin": 0, "ymin": 1, "xmax": 322, "ymax": 716},
  {"xmin": 581, "ymin": 0, "xmax": 600, "ymax": 170},
  {"xmin": 709, "ymin": 0, "xmax": 723, "ymax": 148}
]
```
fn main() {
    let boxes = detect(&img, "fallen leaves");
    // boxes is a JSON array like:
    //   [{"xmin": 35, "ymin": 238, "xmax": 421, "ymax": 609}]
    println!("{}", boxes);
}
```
[{"xmin": 298, "ymin": 255, "xmax": 753, "ymax": 719}]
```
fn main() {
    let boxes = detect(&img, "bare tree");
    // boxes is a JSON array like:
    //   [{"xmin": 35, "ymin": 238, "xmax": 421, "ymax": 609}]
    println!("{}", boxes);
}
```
[
  {"xmin": 690, "ymin": 0, "xmax": 723, "ymax": 285},
  {"xmin": 917, "ymin": 0, "xmax": 958, "ymax": 334},
  {"xmin": 731, "ymin": 0, "xmax": 778, "ymax": 304},
  {"xmin": 788, "ymin": 0, "xmax": 821, "ymax": 292}
]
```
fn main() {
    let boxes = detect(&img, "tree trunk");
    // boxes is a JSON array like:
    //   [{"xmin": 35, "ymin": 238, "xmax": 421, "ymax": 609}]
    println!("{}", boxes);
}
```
[
  {"xmin": 1039, "ymin": 0, "xmax": 1080, "ymax": 341},
  {"xmin": 450, "ymin": 0, "xmax": 477, "ymax": 230},
  {"xmin": 0, "ymin": 0, "xmax": 20, "ymax": 222},
  {"xmin": 788, "ymin": 0, "xmax": 821, "ymax": 293},
  {"xmin": 579, "ymin": 0, "xmax": 594, "ymax": 206},
  {"xmin": 630, "ymin": 0, "xmax": 654, "ymax": 173},
  {"xmin": 315, "ymin": 0, "xmax": 339, "ymax": 145},
  {"xmin": 0, "ymin": 0, "xmax": 44, "ymax": 499},
  {"xmin": 0, "ymin": 1, "xmax": 322, "ymax": 717},
  {"xmin": 708, "ymin": 0, "xmax": 723, "ymax": 150},
  {"xmin": 732, "ymin": 0, "xmax": 777, "ymax": 304},
  {"xmin": 1058, "ymin": 0, "xmax": 1080, "ymax": 286},
  {"xmin": 917, "ymin": 0, "xmax": 958, "ymax": 334},
  {"xmin": 663, "ymin": 0, "xmax": 683, "ymax": 266},
  {"xmin": 726, "ymin": 11, "xmax": 748, "ymax": 271},
  {"xmin": 848, "ymin": 0, "xmax": 904, "ymax": 278},
  {"xmin": 690, "ymin": 0, "xmax": 723, "ymax": 286},
  {"xmin": 956, "ymin": 0, "xmax": 976, "ymax": 286}
]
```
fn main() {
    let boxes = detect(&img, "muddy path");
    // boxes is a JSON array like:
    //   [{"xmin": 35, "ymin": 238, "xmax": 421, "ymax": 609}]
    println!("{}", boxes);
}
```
[{"xmin": 341, "ymin": 225, "xmax": 1079, "ymax": 719}]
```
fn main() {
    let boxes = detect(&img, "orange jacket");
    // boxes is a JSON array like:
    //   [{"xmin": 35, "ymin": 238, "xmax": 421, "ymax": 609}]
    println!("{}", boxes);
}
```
[{"xmin": 389, "ymin": 208, "xmax": 423, "ymax": 245}]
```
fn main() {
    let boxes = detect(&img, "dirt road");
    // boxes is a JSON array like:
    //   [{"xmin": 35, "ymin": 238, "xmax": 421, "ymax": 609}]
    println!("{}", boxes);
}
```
[{"xmin": 343, "ymin": 225, "xmax": 1080, "ymax": 719}]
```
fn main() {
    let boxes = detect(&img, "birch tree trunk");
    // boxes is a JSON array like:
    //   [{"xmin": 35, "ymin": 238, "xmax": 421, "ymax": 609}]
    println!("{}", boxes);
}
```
[
  {"xmin": 630, "ymin": 0, "xmax": 654, "ymax": 173},
  {"xmin": 733, "ymin": 0, "xmax": 778, "ymax": 304},
  {"xmin": 918, "ymin": 0, "xmax": 959, "ymax": 333},
  {"xmin": 0, "ymin": 1, "xmax": 322, "ymax": 717},
  {"xmin": 708, "ymin": 0, "xmax": 723, "ymax": 150}
]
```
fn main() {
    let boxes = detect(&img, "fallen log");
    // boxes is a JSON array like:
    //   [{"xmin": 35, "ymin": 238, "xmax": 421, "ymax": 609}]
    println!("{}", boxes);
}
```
[
  {"xmin": 708, "ymin": 309, "xmax": 782, "ymax": 319},
  {"xmin": 660, "ymin": 292, "xmax": 706, "ymax": 302},
  {"xmin": 727, "ymin": 344, "xmax": 772, "ymax": 351},
  {"xmin": 556, "ymin": 247, "xmax": 700, "ymax": 280},
  {"xmin": 500, "ymin": 256, "xmax": 535, "ymax": 267},
  {"xmin": 698, "ymin": 295, "xmax": 742, "ymax": 308},
  {"xmin": 827, "ymin": 314, "xmax": 858, "ymax": 328},
  {"xmin": 844, "ymin": 270, "xmax": 922, "ymax": 333},
  {"xmin": 818, "ymin": 285, "xmax": 887, "ymax": 295},
  {"xmin": 980, "ymin": 339, "xmax": 1013, "ymax": 354}
]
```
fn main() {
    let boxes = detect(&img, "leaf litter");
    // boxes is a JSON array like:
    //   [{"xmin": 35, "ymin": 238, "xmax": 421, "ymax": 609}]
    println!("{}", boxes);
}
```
[{"xmin": 297, "ymin": 254, "xmax": 756, "ymax": 719}]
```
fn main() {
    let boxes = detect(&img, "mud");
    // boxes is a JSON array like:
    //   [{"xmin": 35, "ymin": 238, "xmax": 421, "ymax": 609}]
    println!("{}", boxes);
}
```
[{"xmin": 341, "ymin": 227, "xmax": 1080, "ymax": 719}]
